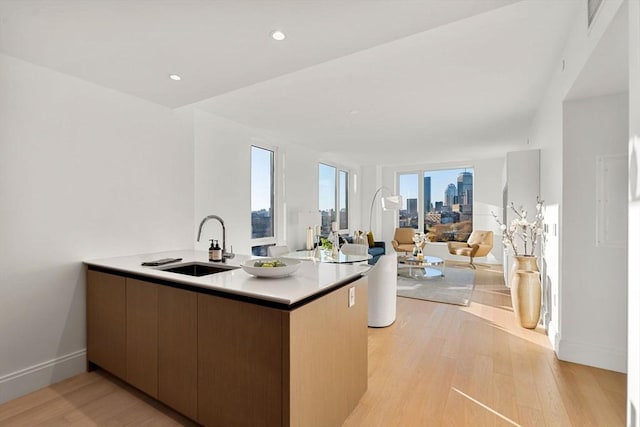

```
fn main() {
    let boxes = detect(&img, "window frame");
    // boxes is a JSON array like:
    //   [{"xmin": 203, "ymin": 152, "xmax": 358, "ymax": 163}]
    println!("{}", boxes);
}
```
[
  {"xmin": 339, "ymin": 170, "xmax": 349, "ymax": 231},
  {"xmin": 318, "ymin": 162, "xmax": 350, "ymax": 235},
  {"xmin": 397, "ymin": 171, "xmax": 422, "ymax": 230},
  {"xmin": 250, "ymin": 145, "xmax": 277, "ymax": 249},
  {"xmin": 395, "ymin": 166, "xmax": 474, "ymax": 242}
]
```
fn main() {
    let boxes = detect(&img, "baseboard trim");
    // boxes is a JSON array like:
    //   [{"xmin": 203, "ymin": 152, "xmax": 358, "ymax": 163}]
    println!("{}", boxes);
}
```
[
  {"xmin": 547, "ymin": 319, "xmax": 560, "ymax": 352},
  {"xmin": 0, "ymin": 349, "xmax": 86, "ymax": 404},
  {"xmin": 556, "ymin": 338, "xmax": 627, "ymax": 373}
]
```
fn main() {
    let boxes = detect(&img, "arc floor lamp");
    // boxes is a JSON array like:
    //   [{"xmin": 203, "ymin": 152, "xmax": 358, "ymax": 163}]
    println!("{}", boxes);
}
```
[{"xmin": 369, "ymin": 186, "xmax": 403, "ymax": 232}]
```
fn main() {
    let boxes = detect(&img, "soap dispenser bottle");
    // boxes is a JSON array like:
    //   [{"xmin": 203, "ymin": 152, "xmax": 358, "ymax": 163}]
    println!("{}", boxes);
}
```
[
  {"xmin": 209, "ymin": 239, "xmax": 216, "ymax": 261},
  {"xmin": 211, "ymin": 239, "xmax": 223, "ymax": 262}
]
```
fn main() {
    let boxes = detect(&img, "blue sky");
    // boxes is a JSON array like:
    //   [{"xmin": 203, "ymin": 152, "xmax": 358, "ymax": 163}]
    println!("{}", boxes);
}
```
[{"xmin": 251, "ymin": 146, "xmax": 272, "ymax": 211}]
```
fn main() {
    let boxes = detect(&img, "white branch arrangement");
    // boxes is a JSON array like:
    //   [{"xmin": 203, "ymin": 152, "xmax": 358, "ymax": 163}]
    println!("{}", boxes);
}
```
[{"xmin": 492, "ymin": 196, "xmax": 544, "ymax": 257}]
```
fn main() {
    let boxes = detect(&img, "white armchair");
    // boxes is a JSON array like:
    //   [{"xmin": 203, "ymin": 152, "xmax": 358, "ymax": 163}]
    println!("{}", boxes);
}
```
[
  {"xmin": 340, "ymin": 243, "xmax": 369, "ymax": 256},
  {"xmin": 267, "ymin": 245, "xmax": 289, "ymax": 257},
  {"xmin": 365, "ymin": 252, "xmax": 397, "ymax": 327}
]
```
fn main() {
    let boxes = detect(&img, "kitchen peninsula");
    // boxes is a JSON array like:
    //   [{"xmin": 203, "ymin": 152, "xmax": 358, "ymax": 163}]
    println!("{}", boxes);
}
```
[{"xmin": 85, "ymin": 250, "xmax": 368, "ymax": 427}]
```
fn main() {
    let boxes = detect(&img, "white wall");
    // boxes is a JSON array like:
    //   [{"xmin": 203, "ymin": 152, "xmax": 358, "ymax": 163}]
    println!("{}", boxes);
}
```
[
  {"xmin": 192, "ymin": 108, "xmax": 354, "ymax": 254},
  {"xmin": 471, "ymin": 157, "xmax": 506, "ymax": 264},
  {"xmin": 193, "ymin": 109, "xmax": 253, "ymax": 254},
  {"xmin": 561, "ymin": 93, "xmax": 628, "ymax": 372},
  {"xmin": 528, "ymin": 0, "xmax": 627, "ymax": 373},
  {"xmin": 361, "ymin": 164, "xmax": 384, "ymax": 237},
  {"xmin": 628, "ymin": 0, "xmax": 640, "ymax": 423},
  {"xmin": 0, "ymin": 54, "xmax": 194, "ymax": 403},
  {"xmin": 502, "ymin": 149, "xmax": 540, "ymax": 287}
]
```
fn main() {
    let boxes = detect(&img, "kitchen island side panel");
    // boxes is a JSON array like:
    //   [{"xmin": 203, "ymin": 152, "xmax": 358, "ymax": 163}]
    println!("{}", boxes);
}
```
[{"xmin": 286, "ymin": 276, "xmax": 368, "ymax": 427}]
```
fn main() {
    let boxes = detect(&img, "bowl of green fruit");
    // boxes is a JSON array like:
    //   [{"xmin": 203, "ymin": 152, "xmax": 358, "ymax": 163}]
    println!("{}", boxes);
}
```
[{"xmin": 241, "ymin": 258, "xmax": 301, "ymax": 278}]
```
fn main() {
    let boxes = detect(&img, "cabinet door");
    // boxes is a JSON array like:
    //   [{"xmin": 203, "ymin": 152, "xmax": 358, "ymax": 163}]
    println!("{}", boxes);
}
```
[
  {"xmin": 87, "ymin": 270, "xmax": 126, "ymax": 379},
  {"xmin": 287, "ymin": 277, "xmax": 368, "ymax": 427},
  {"xmin": 126, "ymin": 278, "xmax": 158, "ymax": 397},
  {"xmin": 197, "ymin": 294, "xmax": 283, "ymax": 427},
  {"xmin": 158, "ymin": 285, "xmax": 197, "ymax": 420}
]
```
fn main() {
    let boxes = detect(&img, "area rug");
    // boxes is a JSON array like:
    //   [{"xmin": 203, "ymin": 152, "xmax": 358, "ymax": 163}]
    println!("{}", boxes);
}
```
[{"xmin": 397, "ymin": 266, "xmax": 475, "ymax": 306}]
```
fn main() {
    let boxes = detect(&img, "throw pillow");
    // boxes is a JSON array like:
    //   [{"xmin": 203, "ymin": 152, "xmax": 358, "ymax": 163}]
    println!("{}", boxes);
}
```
[{"xmin": 366, "ymin": 231, "xmax": 375, "ymax": 248}]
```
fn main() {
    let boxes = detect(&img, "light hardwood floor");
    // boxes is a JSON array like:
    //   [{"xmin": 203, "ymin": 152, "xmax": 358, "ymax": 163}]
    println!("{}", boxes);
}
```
[
  {"xmin": 344, "ymin": 262, "xmax": 626, "ymax": 427},
  {"xmin": 0, "ymin": 262, "xmax": 626, "ymax": 426}
]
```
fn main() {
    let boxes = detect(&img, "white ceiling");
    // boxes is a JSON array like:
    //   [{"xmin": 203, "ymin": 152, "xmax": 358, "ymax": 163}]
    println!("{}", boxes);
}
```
[{"xmin": 1, "ymin": 0, "xmax": 595, "ymax": 165}]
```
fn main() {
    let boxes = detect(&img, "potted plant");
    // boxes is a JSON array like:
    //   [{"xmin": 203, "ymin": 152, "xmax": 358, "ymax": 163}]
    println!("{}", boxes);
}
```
[{"xmin": 492, "ymin": 197, "xmax": 544, "ymax": 328}]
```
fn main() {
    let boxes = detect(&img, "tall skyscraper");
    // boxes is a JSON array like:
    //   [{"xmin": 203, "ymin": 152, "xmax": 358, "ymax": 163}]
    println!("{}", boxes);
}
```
[
  {"xmin": 445, "ymin": 184, "xmax": 457, "ymax": 207},
  {"xmin": 423, "ymin": 176, "xmax": 431, "ymax": 213},
  {"xmin": 407, "ymin": 198, "xmax": 418, "ymax": 214},
  {"xmin": 457, "ymin": 172, "xmax": 473, "ymax": 205}
]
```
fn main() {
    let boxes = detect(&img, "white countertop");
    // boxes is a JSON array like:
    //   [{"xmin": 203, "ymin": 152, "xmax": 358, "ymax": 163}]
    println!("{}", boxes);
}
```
[{"xmin": 84, "ymin": 250, "xmax": 367, "ymax": 306}]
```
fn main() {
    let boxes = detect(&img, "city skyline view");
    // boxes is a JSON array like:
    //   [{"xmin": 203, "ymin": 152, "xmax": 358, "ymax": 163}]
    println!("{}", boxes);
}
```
[
  {"xmin": 398, "ymin": 168, "xmax": 474, "ymax": 242},
  {"xmin": 400, "ymin": 167, "xmax": 473, "ymax": 210},
  {"xmin": 254, "ymin": 156, "xmax": 473, "ymax": 239}
]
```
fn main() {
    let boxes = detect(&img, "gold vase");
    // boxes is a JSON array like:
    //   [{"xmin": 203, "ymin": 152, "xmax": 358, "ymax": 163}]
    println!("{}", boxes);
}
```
[
  {"xmin": 510, "ymin": 266, "xmax": 541, "ymax": 329},
  {"xmin": 509, "ymin": 255, "xmax": 539, "ymax": 286}
]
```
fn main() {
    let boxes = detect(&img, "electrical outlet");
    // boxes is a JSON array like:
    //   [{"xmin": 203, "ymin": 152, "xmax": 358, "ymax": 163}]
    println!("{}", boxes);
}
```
[{"xmin": 348, "ymin": 287, "xmax": 355, "ymax": 307}]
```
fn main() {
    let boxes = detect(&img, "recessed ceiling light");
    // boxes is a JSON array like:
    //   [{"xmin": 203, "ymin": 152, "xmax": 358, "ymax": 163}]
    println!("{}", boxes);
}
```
[
  {"xmin": 169, "ymin": 74, "xmax": 181, "ymax": 81},
  {"xmin": 271, "ymin": 30, "xmax": 286, "ymax": 41}
]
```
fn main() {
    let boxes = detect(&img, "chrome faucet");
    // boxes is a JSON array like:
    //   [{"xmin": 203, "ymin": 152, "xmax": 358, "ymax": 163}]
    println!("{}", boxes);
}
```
[{"xmin": 197, "ymin": 214, "xmax": 235, "ymax": 259}]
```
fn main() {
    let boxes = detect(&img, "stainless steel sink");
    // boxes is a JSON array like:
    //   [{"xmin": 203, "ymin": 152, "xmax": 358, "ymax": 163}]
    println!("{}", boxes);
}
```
[{"xmin": 159, "ymin": 262, "xmax": 238, "ymax": 277}]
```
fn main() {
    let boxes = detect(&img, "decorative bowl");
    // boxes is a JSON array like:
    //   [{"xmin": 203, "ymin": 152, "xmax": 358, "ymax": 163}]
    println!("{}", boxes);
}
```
[{"xmin": 240, "ymin": 258, "xmax": 301, "ymax": 278}]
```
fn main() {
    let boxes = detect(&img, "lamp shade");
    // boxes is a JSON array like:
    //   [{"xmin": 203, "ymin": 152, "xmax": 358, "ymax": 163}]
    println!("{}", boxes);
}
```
[{"xmin": 381, "ymin": 195, "xmax": 403, "ymax": 211}]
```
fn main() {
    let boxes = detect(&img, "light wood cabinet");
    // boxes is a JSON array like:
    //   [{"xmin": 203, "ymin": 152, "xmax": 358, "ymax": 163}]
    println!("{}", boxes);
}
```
[
  {"xmin": 287, "ymin": 278, "xmax": 368, "ymax": 427},
  {"xmin": 86, "ymin": 270, "xmax": 126, "ymax": 380},
  {"xmin": 158, "ymin": 285, "xmax": 197, "ymax": 420},
  {"xmin": 198, "ymin": 277, "xmax": 368, "ymax": 427},
  {"xmin": 125, "ymin": 278, "xmax": 158, "ymax": 398},
  {"xmin": 197, "ymin": 293, "xmax": 284, "ymax": 426}
]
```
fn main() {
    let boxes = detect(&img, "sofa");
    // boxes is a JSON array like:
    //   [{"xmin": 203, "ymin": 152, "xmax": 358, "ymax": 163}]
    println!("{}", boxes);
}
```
[{"xmin": 343, "ymin": 235, "xmax": 386, "ymax": 265}]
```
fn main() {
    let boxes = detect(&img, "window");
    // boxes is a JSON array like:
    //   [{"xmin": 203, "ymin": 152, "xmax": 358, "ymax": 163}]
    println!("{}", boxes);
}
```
[
  {"xmin": 398, "ymin": 173, "xmax": 419, "ymax": 229},
  {"xmin": 251, "ymin": 146, "xmax": 274, "ymax": 241},
  {"xmin": 397, "ymin": 167, "xmax": 474, "ymax": 242},
  {"xmin": 318, "ymin": 163, "xmax": 349, "ymax": 235},
  {"xmin": 251, "ymin": 244, "xmax": 274, "ymax": 257},
  {"xmin": 423, "ymin": 168, "xmax": 473, "ymax": 242},
  {"xmin": 339, "ymin": 170, "xmax": 349, "ymax": 230}
]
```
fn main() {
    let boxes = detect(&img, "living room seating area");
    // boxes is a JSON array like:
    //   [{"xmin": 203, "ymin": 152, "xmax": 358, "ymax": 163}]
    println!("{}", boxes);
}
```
[{"xmin": 343, "ymin": 235, "xmax": 386, "ymax": 265}]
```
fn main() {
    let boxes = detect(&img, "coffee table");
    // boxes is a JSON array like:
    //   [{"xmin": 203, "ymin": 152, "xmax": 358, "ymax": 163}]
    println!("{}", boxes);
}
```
[{"xmin": 398, "ymin": 255, "xmax": 444, "ymax": 279}]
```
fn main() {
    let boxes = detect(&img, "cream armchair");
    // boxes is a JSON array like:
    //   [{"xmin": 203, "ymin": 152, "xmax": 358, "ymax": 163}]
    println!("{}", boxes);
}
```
[
  {"xmin": 391, "ymin": 228, "xmax": 425, "ymax": 254},
  {"xmin": 447, "ymin": 230, "xmax": 493, "ymax": 269}
]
